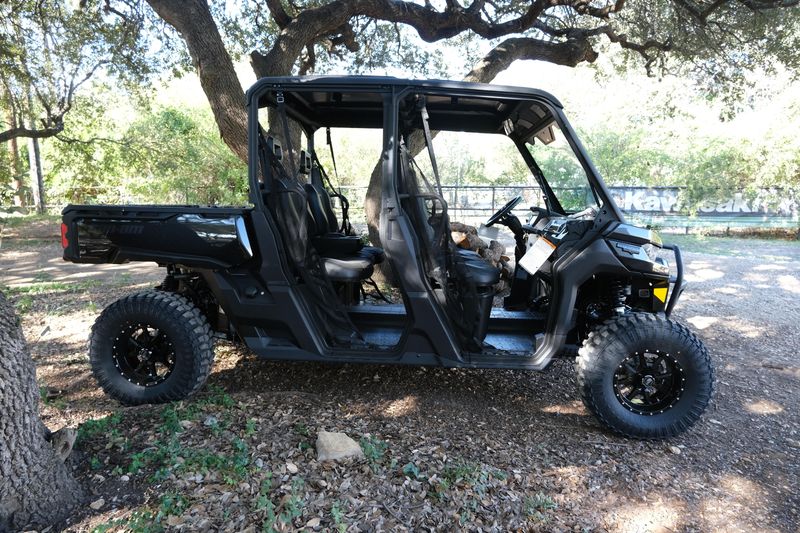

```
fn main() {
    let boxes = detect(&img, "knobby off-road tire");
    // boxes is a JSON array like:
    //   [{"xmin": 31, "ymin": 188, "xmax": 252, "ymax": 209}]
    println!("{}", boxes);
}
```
[
  {"xmin": 576, "ymin": 313, "xmax": 714, "ymax": 439},
  {"xmin": 89, "ymin": 291, "xmax": 214, "ymax": 405}
]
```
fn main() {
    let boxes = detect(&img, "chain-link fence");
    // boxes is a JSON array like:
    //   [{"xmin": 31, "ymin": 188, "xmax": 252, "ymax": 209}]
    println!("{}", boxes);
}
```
[
  {"xmin": 336, "ymin": 185, "xmax": 800, "ymax": 232},
  {"xmin": 3, "ymin": 184, "xmax": 798, "ymax": 233}
]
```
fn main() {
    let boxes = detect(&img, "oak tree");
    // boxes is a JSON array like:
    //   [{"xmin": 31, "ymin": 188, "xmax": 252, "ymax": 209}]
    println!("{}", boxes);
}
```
[
  {"xmin": 0, "ymin": 292, "xmax": 81, "ymax": 530},
  {"xmin": 137, "ymin": 0, "xmax": 800, "ymax": 244},
  {"xmin": 0, "ymin": 0, "xmax": 175, "ymax": 208}
]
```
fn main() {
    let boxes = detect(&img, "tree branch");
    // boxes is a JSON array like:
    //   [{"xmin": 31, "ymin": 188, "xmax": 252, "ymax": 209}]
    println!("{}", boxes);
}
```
[
  {"xmin": 251, "ymin": 0, "xmax": 556, "ymax": 76},
  {"xmin": 589, "ymin": 25, "xmax": 673, "ymax": 73},
  {"xmin": 0, "ymin": 124, "xmax": 63, "ymax": 144},
  {"xmin": 266, "ymin": 0, "xmax": 292, "ymax": 28},
  {"xmin": 464, "ymin": 35, "xmax": 599, "ymax": 82},
  {"xmin": 55, "ymin": 134, "xmax": 131, "ymax": 146},
  {"xmin": 298, "ymin": 44, "xmax": 316, "ymax": 74},
  {"xmin": 145, "ymin": 0, "xmax": 249, "ymax": 162},
  {"xmin": 250, "ymin": 0, "xmax": 640, "ymax": 77}
]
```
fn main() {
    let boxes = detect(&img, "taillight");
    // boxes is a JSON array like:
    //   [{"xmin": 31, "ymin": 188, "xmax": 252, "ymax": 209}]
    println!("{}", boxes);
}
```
[{"xmin": 60, "ymin": 223, "xmax": 69, "ymax": 249}]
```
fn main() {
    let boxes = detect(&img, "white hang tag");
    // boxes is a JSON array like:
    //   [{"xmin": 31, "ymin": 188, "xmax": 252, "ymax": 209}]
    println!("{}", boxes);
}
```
[{"xmin": 518, "ymin": 236, "xmax": 556, "ymax": 274}]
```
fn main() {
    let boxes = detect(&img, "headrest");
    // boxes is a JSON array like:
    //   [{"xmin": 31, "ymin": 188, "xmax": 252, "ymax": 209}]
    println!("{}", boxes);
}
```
[
  {"xmin": 299, "ymin": 150, "xmax": 312, "ymax": 174},
  {"xmin": 267, "ymin": 137, "xmax": 283, "ymax": 161}
]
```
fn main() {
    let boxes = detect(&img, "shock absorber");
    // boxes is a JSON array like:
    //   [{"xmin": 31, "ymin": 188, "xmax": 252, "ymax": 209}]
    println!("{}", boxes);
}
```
[{"xmin": 611, "ymin": 279, "xmax": 627, "ymax": 315}]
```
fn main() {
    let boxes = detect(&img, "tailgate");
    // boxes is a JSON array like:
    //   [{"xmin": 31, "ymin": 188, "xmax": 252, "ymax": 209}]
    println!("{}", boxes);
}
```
[{"xmin": 61, "ymin": 205, "xmax": 255, "ymax": 270}]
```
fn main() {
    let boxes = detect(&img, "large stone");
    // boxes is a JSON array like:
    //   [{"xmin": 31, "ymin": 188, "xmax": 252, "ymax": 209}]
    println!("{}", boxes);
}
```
[{"xmin": 316, "ymin": 431, "xmax": 364, "ymax": 462}]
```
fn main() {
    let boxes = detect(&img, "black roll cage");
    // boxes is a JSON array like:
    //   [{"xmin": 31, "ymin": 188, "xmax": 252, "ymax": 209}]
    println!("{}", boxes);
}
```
[
  {"xmin": 245, "ymin": 76, "xmax": 625, "ymax": 223},
  {"xmin": 242, "ymin": 76, "xmax": 629, "ymax": 368}
]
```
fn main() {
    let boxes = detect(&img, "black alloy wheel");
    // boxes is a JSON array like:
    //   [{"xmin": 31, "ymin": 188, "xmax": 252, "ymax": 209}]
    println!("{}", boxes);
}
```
[
  {"xmin": 613, "ymin": 350, "xmax": 685, "ymax": 415},
  {"xmin": 112, "ymin": 323, "xmax": 176, "ymax": 387}
]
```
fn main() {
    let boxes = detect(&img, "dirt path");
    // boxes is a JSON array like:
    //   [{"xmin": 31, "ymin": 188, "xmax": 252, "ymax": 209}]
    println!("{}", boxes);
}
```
[
  {"xmin": 0, "ymin": 216, "xmax": 161, "ymax": 288},
  {"xmin": 2, "ymin": 227, "xmax": 798, "ymax": 532}
]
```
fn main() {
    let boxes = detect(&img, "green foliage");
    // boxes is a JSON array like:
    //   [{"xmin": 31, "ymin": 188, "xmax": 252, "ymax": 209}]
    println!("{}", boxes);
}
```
[
  {"xmin": 4, "ymin": 279, "xmax": 105, "ymax": 315},
  {"xmin": 43, "ymin": 98, "xmax": 248, "ymax": 206},
  {"xmin": 245, "ymin": 418, "xmax": 258, "ymax": 438},
  {"xmin": 330, "ymin": 501, "xmax": 347, "ymax": 533},
  {"xmin": 38, "ymin": 385, "xmax": 66, "ymax": 410},
  {"xmin": 293, "ymin": 422, "xmax": 310, "ymax": 437},
  {"xmin": 14, "ymin": 294, "xmax": 33, "ymax": 313},
  {"xmin": 440, "ymin": 459, "xmax": 508, "ymax": 498},
  {"xmin": 402, "ymin": 461, "xmax": 421, "ymax": 479},
  {"xmin": 120, "ymin": 386, "xmax": 247, "ymax": 486},
  {"xmin": 260, "ymin": 477, "xmax": 306, "ymax": 532},
  {"xmin": 524, "ymin": 492, "xmax": 557, "ymax": 522},
  {"xmin": 77, "ymin": 412, "xmax": 122, "ymax": 444},
  {"xmin": 91, "ymin": 492, "xmax": 187, "ymax": 533},
  {"xmin": 359, "ymin": 435, "xmax": 388, "ymax": 471},
  {"xmin": 155, "ymin": 492, "xmax": 188, "ymax": 522},
  {"xmin": 122, "ymin": 107, "xmax": 247, "ymax": 205},
  {"xmin": 606, "ymin": 2, "xmax": 800, "ymax": 107}
]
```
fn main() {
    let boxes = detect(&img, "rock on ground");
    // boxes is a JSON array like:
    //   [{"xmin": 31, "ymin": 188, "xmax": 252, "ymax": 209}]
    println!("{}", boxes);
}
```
[{"xmin": 316, "ymin": 431, "xmax": 364, "ymax": 462}]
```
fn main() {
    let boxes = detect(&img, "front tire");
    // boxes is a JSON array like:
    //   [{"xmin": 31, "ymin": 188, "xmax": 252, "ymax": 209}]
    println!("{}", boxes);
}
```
[
  {"xmin": 576, "ymin": 313, "xmax": 713, "ymax": 439},
  {"xmin": 89, "ymin": 291, "xmax": 214, "ymax": 405}
]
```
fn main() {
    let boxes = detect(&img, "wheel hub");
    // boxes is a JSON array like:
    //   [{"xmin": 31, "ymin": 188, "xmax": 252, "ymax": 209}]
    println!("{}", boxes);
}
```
[
  {"xmin": 613, "ymin": 350, "xmax": 685, "ymax": 416},
  {"xmin": 112, "ymin": 322, "xmax": 175, "ymax": 387}
]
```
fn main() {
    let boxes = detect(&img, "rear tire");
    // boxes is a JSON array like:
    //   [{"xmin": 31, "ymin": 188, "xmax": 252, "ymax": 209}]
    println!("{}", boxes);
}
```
[
  {"xmin": 89, "ymin": 291, "xmax": 214, "ymax": 405},
  {"xmin": 576, "ymin": 313, "xmax": 713, "ymax": 439}
]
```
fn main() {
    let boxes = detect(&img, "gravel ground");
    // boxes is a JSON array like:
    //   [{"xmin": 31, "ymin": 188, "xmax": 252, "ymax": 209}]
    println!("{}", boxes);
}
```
[{"xmin": 2, "ymin": 219, "xmax": 798, "ymax": 532}]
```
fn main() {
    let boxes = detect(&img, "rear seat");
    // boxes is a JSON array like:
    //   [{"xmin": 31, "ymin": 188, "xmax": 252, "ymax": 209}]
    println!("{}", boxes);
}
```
[
  {"xmin": 298, "ymin": 152, "xmax": 383, "ymax": 282},
  {"xmin": 305, "ymin": 161, "xmax": 385, "ymax": 264}
]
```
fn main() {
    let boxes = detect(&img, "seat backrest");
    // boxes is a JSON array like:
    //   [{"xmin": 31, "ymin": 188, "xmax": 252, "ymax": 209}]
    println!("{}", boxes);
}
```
[
  {"xmin": 305, "ymin": 182, "xmax": 339, "ymax": 234},
  {"xmin": 262, "ymin": 137, "xmax": 309, "ymax": 268},
  {"xmin": 398, "ymin": 145, "xmax": 448, "ymax": 272}
]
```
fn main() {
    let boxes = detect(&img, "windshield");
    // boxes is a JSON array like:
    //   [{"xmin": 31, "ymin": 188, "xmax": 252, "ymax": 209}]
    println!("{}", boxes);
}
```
[{"xmin": 525, "ymin": 123, "xmax": 600, "ymax": 213}]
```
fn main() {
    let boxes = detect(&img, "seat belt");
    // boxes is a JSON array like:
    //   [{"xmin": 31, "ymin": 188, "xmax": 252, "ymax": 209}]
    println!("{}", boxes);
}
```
[
  {"xmin": 256, "ymin": 127, "xmax": 272, "ymax": 194},
  {"xmin": 320, "ymin": 128, "xmax": 351, "ymax": 234},
  {"xmin": 419, "ymin": 100, "xmax": 443, "ymax": 197},
  {"xmin": 275, "ymin": 91, "xmax": 297, "ymax": 178},
  {"xmin": 326, "ymin": 127, "xmax": 339, "ymax": 182}
]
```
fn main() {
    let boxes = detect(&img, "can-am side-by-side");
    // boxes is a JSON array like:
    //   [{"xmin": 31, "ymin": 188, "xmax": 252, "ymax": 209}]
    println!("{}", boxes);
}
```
[{"xmin": 61, "ymin": 76, "xmax": 713, "ymax": 439}]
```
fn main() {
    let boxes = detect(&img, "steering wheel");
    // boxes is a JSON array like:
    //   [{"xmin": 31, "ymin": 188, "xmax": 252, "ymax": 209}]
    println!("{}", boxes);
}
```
[{"xmin": 486, "ymin": 195, "xmax": 523, "ymax": 227}]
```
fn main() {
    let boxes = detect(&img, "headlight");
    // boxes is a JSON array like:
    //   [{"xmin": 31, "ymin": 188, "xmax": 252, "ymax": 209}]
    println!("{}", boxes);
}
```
[
  {"xmin": 642, "ymin": 243, "xmax": 660, "ymax": 262},
  {"xmin": 648, "ymin": 230, "xmax": 663, "ymax": 247},
  {"xmin": 654, "ymin": 256, "xmax": 669, "ymax": 274}
]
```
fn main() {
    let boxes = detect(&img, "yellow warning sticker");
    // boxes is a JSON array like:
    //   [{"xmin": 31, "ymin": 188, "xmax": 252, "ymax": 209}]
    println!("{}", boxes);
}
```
[{"xmin": 653, "ymin": 287, "xmax": 668, "ymax": 303}]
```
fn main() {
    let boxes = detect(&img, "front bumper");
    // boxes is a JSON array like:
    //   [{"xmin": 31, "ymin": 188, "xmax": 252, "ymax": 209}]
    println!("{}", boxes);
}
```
[{"xmin": 661, "ymin": 243, "xmax": 685, "ymax": 316}]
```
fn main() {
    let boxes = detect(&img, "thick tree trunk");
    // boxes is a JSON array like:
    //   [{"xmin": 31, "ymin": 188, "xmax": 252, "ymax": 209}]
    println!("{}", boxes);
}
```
[
  {"xmin": 0, "ymin": 292, "xmax": 81, "ymax": 530},
  {"xmin": 27, "ymin": 89, "xmax": 46, "ymax": 214},
  {"xmin": 27, "ymin": 136, "xmax": 45, "ymax": 214},
  {"xmin": 145, "ymin": 0, "xmax": 249, "ymax": 163},
  {"xmin": 5, "ymin": 107, "xmax": 25, "ymax": 208}
]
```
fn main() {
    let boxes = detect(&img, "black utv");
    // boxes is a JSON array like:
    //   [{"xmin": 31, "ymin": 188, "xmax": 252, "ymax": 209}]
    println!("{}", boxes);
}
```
[{"xmin": 61, "ymin": 76, "xmax": 713, "ymax": 439}]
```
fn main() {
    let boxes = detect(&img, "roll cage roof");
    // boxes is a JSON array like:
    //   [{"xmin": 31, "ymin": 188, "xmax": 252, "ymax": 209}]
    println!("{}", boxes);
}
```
[
  {"xmin": 246, "ymin": 75, "xmax": 625, "ymax": 223},
  {"xmin": 246, "ymin": 75, "xmax": 563, "ymax": 143}
]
